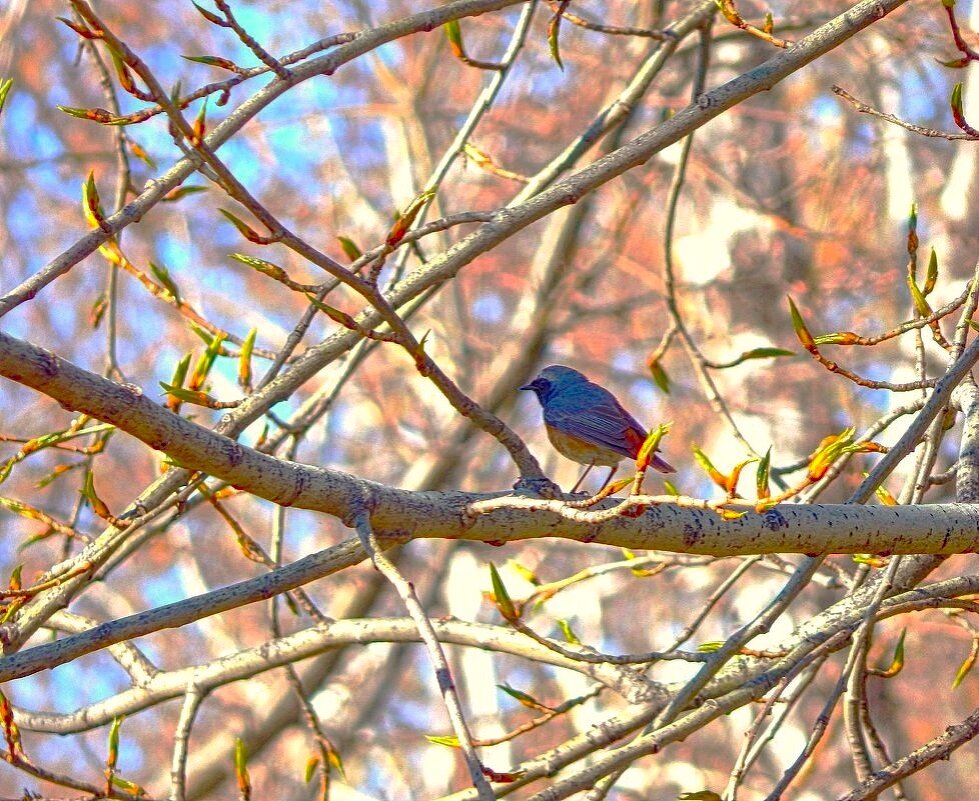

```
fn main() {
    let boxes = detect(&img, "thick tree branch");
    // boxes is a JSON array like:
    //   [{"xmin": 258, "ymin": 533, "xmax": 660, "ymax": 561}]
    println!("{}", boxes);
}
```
[
  {"xmin": 5, "ymin": 615, "xmax": 662, "ymax": 707},
  {"xmin": 2, "ymin": 329, "xmax": 979, "ymax": 557}
]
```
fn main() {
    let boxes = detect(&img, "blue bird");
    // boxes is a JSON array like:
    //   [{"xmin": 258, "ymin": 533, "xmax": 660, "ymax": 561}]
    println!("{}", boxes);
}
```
[{"xmin": 521, "ymin": 365, "xmax": 675, "ymax": 492}]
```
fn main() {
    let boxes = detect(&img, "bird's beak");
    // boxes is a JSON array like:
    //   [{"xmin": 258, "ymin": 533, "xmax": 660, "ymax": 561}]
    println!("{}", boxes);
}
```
[{"xmin": 519, "ymin": 380, "xmax": 536, "ymax": 391}]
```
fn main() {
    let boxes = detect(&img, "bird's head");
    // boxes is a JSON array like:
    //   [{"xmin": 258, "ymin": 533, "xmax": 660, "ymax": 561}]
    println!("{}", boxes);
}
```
[{"xmin": 520, "ymin": 364, "xmax": 587, "ymax": 402}]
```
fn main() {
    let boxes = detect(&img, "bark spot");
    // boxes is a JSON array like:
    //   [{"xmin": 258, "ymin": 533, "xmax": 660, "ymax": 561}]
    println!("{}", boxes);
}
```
[
  {"xmin": 37, "ymin": 350, "xmax": 58, "ymax": 378},
  {"xmin": 280, "ymin": 467, "xmax": 308, "ymax": 506},
  {"xmin": 761, "ymin": 508, "xmax": 789, "ymax": 531},
  {"xmin": 682, "ymin": 523, "xmax": 702, "ymax": 547},
  {"xmin": 226, "ymin": 440, "xmax": 245, "ymax": 468}
]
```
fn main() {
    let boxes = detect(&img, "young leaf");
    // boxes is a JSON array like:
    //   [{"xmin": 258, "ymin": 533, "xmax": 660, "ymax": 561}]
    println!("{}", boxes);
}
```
[
  {"xmin": 162, "ymin": 185, "xmax": 208, "ymax": 202},
  {"xmin": 907, "ymin": 201, "xmax": 918, "ymax": 260},
  {"xmin": 906, "ymin": 274, "xmax": 932, "ymax": 317},
  {"xmin": 877, "ymin": 629, "xmax": 906, "ymax": 678},
  {"xmin": 924, "ymin": 247, "xmax": 939, "ymax": 295},
  {"xmin": 82, "ymin": 171, "xmax": 105, "ymax": 229},
  {"xmin": 219, "ymin": 208, "xmax": 264, "ymax": 243},
  {"xmin": 813, "ymin": 332, "xmax": 861, "ymax": 346},
  {"xmin": 725, "ymin": 457, "xmax": 758, "ymax": 496},
  {"xmin": 327, "ymin": 748, "xmax": 346, "ymax": 780},
  {"xmin": 497, "ymin": 683, "xmax": 549, "ymax": 711},
  {"xmin": 170, "ymin": 80, "xmax": 183, "ymax": 109},
  {"xmin": 648, "ymin": 359, "xmax": 670, "ymax": 393},
  {"xmin": 0, "ymin": 690, "xmax": 22, "ymax": 756},
  {"xmin": 557, "ymin": 618, "xmax": 580, "ymax": 645},
  {"xmin": 735, "ymin": 347, "xmax": 794, "ymax": 361},
  {"xmin": 938, "ymin": 56, "xmax": 970, "ymax": 68},
  {"xmin": 109, "ymin": 776, "xmax": 146, "ymax": 795},
  {"xmin": 605, "ymin": 476, "xmax": 633, "ymax": 496},
  {"xmin": 107, "ymin": 716, "xmax": 123, "ymax": 769},
  {"xmin": 160, "ymin": 382, "xmax": 217, "ymax": 407},
  {"xmin": 169, "ymin": 353, "xmax": 192, "ymax": 390},
  {"xmin": 755, "ymin": 447, "xmax": 771, "ymax": 500},
  {"xmin": 386, "ymin": 189, "xmax": 436, "ymax": 247},
  {"xmin": 807, "ymin": 427, "xmax": 855, "ymax": 481},
  {"xmin": 337, "ymin": 235, "xmax": 362, "ymax": 261},
  {"xmin": 234, "ymin": 737, "xmax": 251, "ymax": 798},
  {"xmin": 547, "ymin": 5, "xmax": 566, "ymax": 70},
  {"xmin": 90, "ymin": 293, "xmax": 108, "ymax": 329},
  {"xmin": 150, "ymin": 261, "xmax": 181, "ymax": 304},
  {"xmin": 80, "ymin": 469, "xmax": 112, "ymax": 520},
  {"xmin": 425, "ymin": 734, "xmax": 461, "ymax": 747},
  {"xmin": 636, "ymin": 422, "xmax": 672, "ymax": 472},
  {"xmin": 238, "ymin": 328, "xmax": 256, "ymax": 389},
  {"xmin": 786, "ymin": 296, "xmax": 815, "ymax": 349},
  {"xmin": 56, "ymin": 16, "xmax": 98, "ymax": 38},
  {"xmin": 192, "ymin": 97, "xmax": 208, "ymax": 144},
  {"xmin": 305, "ymin": 293, "xmax": 363, "ymax": 331},
  {"xmin": 0, "ymin": 78, "xmax": 12, "ymax": 117},
  {"xmin": 182, "ymin": 54, "xmax": 240, "ymax": 72},
  {"xmin": 127, "ymin": 139, "xmax": 156, "ymax": 169},
  {"xmin": 192, "ymin": 1, "xmax": 226, "ymax": 26},
  {"xmin": 482, "ymin": 766, "xmax": 527, "ymax": 783},
  {"xmin": 953, "ymin": 637, "xmax": 979, "ymax": 689},
  {"xmin": 463, "ymin": 141, "xmax": 493, "ymax": 167},
  {"xmin": 951, "ymin": 81, "xmax": 964, "ymax": 123},
  {"xmin": 874, "ymin": 482, "xmax": 898, "ymax": 506},
  {"xmin": 488, "ymin": 562, "xmax": 517, "ymax": 621},
  {"xmin": 719, "ymin": 508, "xmax": 748, "ymax": 520},
  {"xmin": 58, "ymin": 105, "xmax": 120, "ymax": 124},
  {"xmin": 507, "ymin": 559, "xmax": 538, "ymax": 585},
  {"xmin": 188, "ymin": 331, "xmax": 226, "ymax": 391},
  {"xmin": 108, "ymin": 49, "xmax": 137, "ymax": 96},
  {"xmin": 692, "ymin": 446, "xmax": 727, "ymax": 489},
  {"xmin": 444, "ymin": 19, "xmax": 465, "ymax": 59},
  {"xmin": 714, "ymin": 347, "xmax": 796, "ymax": 368},
  {"xmin": 230, "ymin": 252, "xmax": 288, "ymax": 282}
]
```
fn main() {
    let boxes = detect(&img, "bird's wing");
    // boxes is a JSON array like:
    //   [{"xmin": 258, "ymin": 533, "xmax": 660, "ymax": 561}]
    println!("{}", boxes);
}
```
[{"xmin": 544, "ymin": 399, "xmax": 645, "ymax": 459}]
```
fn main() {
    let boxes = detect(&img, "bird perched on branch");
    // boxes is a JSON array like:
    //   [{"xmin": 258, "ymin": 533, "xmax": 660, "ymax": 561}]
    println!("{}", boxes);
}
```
[{"xmin": 521, "ymin": 364, "xmax": 675, "ymax": 493}]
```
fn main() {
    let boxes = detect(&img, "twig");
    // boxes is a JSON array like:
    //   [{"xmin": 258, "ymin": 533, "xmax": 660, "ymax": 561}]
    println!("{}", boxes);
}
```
[
  {"xmin": 716, "ymin": 0, "xmax": 790, "ymax": 47},
  {"xmin": 834, "ymin": 85, "xmax": 977, "ymax": 140},
  {"xmin": 762, "ymin": 556, "xmax": 904, "ymax": 800},
  {"xmin": 350, "ymin": 491, "xmax": 494, "ymax": 801},
  {"xmin": 835, "ymin": 706, "xmax": 979, "ymax": 801},
  {"xmin": 212, "ymin": 0, "xmax": 291, "ymax": 80},
  {"xmin": 661, "ymin": 18, "xmax": 766, "ymax": 458},
  {"xmin": 544, "ymin": 1, "xmax": 672, "ymax": 39},
  {"xmin": 169, "ymin": 681, "xmax": 206, "ymax": 801}
]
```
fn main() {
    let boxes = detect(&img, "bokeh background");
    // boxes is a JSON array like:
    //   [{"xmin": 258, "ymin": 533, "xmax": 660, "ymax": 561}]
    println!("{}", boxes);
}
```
[{"xmin": 1, "ymin": 2, "xmax": 978, "ymax": 799}]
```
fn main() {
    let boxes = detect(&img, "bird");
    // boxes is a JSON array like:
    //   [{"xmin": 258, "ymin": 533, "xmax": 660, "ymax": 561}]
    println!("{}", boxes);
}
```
[{"xmin": 520, "ymin": 364, "xmax": 675, "ymax": 493}]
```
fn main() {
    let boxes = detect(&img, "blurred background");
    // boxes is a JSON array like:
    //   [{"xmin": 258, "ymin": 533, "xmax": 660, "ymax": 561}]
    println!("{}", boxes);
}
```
[{"xmin": 1, "ymin": 2, "xmax": 977, "ymax": 799}]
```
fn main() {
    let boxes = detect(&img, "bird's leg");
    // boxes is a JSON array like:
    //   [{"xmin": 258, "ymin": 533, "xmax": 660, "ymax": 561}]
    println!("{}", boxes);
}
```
[
  {"xmin": 597, "ymin": 465, "xmax": 618, "ymax": 493},
  {"xmin": 570, "ymin": 462, "xmax": 596, "ymax": 493}
]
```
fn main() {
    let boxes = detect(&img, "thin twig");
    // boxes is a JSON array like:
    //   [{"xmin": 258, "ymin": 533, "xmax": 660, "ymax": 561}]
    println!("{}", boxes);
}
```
[
  {"xmin": 351, "ymin": 489, "xmax": 494, "ymax": 801},
  {"xmin": 834, "ymin": 85, "xmax": 977, "ymax": 140}
]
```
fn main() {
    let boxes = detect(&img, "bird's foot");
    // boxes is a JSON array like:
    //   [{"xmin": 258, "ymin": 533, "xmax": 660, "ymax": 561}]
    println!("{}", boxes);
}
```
[{"xmin": 511, "ymin": 475, "xmax": 561, "ymax": 499}]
